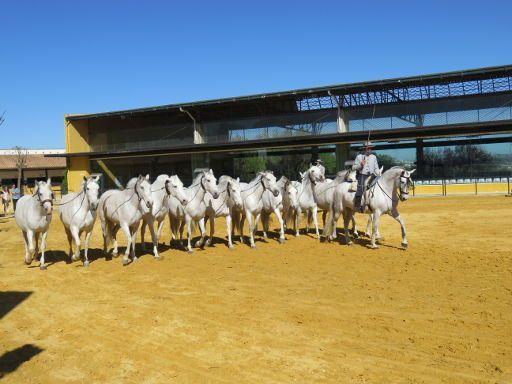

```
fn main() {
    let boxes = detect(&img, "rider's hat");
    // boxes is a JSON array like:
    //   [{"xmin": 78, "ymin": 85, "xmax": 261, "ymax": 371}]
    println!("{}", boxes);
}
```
[{"xmin": 362, "ymin": 141, "xmax": 375, "ymax": 149}]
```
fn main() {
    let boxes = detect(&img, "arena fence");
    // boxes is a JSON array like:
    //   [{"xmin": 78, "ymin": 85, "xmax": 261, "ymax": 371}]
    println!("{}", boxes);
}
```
[{"xmin": 413, "ymin": 177, "xmax": 511, "ymax": 196}]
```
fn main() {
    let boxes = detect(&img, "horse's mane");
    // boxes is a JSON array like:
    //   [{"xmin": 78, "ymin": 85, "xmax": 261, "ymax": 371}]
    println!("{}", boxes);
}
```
[
  {"xmin": 218, "ymin": 175, "xmax": 236, "ymax": 188},
  {"xmin": 126, "ymin": 177, "xmax": 138, "ymax": 189}
]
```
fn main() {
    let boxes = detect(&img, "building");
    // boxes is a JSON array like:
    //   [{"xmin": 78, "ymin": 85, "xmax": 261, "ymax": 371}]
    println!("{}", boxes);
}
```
[
  {"xmin": 54, "ymin": 65, "xmax": 512, "ymax": 194},
  {"xmin": 0, "ymin": 149, "xmax": 66, "ymax": 187}
]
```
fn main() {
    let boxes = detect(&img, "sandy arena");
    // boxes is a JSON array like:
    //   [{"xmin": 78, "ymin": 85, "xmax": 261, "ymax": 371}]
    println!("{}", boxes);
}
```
[{"xmin": 0, "ymin": 195, "xmax": 511, "ymax": 383}]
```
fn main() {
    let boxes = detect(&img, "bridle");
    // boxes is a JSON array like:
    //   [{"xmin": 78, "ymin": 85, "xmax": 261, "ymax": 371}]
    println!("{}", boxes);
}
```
[
  {"xmin": 398, "ymin": 171, "xmax": 413, "ymax": 201},
  {"xmin": 33, "ymin": 187, "xmax": 54, "ymax": 209},
  {"xmin": 134, "ymin": 181, "xmax": 151, "ymax": 208}
]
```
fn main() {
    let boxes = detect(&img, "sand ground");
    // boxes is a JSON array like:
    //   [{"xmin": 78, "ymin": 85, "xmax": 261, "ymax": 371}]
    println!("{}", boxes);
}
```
[{"xmin": 0, "ymin": 195, "xmax": 511, "ymax": 383}]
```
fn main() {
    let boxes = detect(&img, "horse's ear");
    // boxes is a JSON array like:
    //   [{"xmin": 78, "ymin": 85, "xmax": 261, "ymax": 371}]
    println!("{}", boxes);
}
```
[
  {"xmin": 94, "ymin": 175, "xmax": 100, "ymax": 182},
  {"xmin": 309, "ymin": 163, "xmax": 313, "ymax": 168},
  {"xmin": 47, "ymin": 178, "xmax": 52, "ymax": 185},
  {"xmin": 409, "ymin": 169, "xmax": 416, "ymax": 175},
  {"xmin": 145, "ymin": 174, "xmax": 150, "ymax": 180},
  {"xmin": 209, "ymin": 169, "xmax": 213, "ymax": 174},
  {"xmin": 379, "ymin": 166, "xmax": 383, "ymax": 174},
  {"xmin": 83, "ymin": 176, "xmax": 88, "ymax": 182},
  {"xmin": 236, "ymin": 177, "xmax": 240, "ymax": 183},
  {"xmin": 299, "ymin": 171, "xmax": 304, "ymax": 179}
]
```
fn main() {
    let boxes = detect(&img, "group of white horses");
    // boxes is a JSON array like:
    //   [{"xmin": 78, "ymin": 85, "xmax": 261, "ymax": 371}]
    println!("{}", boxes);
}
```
[{"xmin": 14, "ymin": 165, "xmax": 415, "ymax": 270}]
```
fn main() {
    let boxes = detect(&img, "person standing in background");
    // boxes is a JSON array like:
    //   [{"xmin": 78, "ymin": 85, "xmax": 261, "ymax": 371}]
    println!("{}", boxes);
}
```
[
  {"xmin": 1, "ymin": 185, "xmax": 11, "ymax": 216},
  {"xmin": 10, "ymin": 183, "xmax": 21, "ymax": 213}
]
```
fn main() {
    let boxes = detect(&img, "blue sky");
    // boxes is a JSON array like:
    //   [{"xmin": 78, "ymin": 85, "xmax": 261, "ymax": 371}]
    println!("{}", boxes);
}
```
[{"xmin": 1, "ymin": 0, "xmax": 511, "ymax": 149}]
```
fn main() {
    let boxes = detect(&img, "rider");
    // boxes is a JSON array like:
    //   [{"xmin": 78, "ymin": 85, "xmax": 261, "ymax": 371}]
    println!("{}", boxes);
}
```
[
  {"xmin": 352, "ymin": 141, "xmax": 379, "ymax": 212},
  {"xmin": 314, "ymin": 159, "xmax": 325, "ymax": 178}
]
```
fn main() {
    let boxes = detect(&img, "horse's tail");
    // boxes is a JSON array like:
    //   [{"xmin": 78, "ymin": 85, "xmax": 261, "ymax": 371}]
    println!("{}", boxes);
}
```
[{"xmin": 322, "ymin": 198, "xmax": 336, "ymax": 239}]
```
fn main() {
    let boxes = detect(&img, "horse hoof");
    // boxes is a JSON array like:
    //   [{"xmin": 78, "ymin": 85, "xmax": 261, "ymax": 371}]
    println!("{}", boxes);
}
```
[
  {"xmin": 370, "ymin": 245, "xmax": 379, "ymax": 250},
  {"xmin": 319, "ymin": 236, "xmax": 327, "ymax": 243},
  {"xmin": 71, "ymin": 255, "xmax": 80, "ymax": 262},
  {"xmin": 278, "ymin": 238, "xmax": 285, "ymax": 244},
  {"xmin": 250, "ymin": 245, "xmax": 256, "ymax": 250},
  {"xmin": 39, "ymin": 265, "xmax": 47, "ymax": 271},
  {"xmin": 187, "ymin": 249, "xmax": 194, "ymax": 254},
  {"xmin": 228, "ymin": 245, "xmax": 235, "ymax": 250},
  {"xmin": 154, "ymin": 255, "xmax": 162, "ymax": 261},
  {"xmin": 112, "ymin": 252, "xmax": 119, "ymax": 258},
  {"xmin": 83, "ymin": 261, "xmax": 90, "ymax": 267},
  {"xmin": 24, "ymin": 258, "xmax": 32, "ymax": 265},
  {"xmin": 132, "ymin": 257, "xmax": 138, "ymax": 263},
  {"xmin": 347, "ymin": 241, "xmax": 353, "ymax": 246},
  {"xmin": 353, "ymin": 232, "xmax": 359, "ymax": 239},
  {"xmin": 401, "ymin": 243, "xmax": 408, "ymax": 249},
  {"xmin": 122, "ymin": 258, "xmax": 129, "ymax": 266}
]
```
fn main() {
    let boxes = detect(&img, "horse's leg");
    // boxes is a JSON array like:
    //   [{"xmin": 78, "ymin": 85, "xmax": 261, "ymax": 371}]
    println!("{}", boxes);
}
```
[
  {"xmin": 254, "ymin": 212, "xmax": 261, "ymax": 238},
  {"xmin": 64, "ymin": 227, "xmax": 73, "ymax": 259},
  {"xmin": 169, "ymin": 215, "xmax": 175, "ymax": 246},
  {"xmin": 112, "ymin": 224, "xmax": 120, "ymax": 257},
  {"xmin": 185, "ymin": 216, "xmax": 193, "ymax": 253},
  {"xmin": 39, "ymin": 231, "xmax": 48, "ymax": 270},
  {"xmin": 101, "ymin": 219, "xmax": 109, "ymax": 255},
  {"xmin": 206, "ymin": 215, "xmax": 215, "ymax": 247},
  {"xmin": 312, "ymin": 206, "xmax": 320, "ymax": 239},
  {"xmin": 261, "ymin": 212, "xmax": 268, "ymax": 239},
  {"xmin": 240, "ymin": 215, "xmax": 245, "ymax": 244},
  {"xmin": 195, "ymin": 218, "xmax": 207, "ymax": 249},
  {"xmin": 34, "ymin": 232, "xmax": 40, "ymax": 259},
  {"xmin": 322, "ymin": 210, "xmax": 327, "ymax": 229},
  {"xmin": 391, "ymin": 209, "xmax": 408, "ymax": 249},
  {"xmin": 274, "ymin": 208, "xmax": 285, "ymax": 243},
  {"xmin": 245, "ymin": 210, "xmax": 256, "ymax": 249},
  {"xmin": 294, "ymin": 207, "xmax": 300, "ymax": 237},
  {"xmin": 370, "ymin": 211, "xmax": 381, "ymax": 249},
  {"xmin": 130, "ymin": 223, "xmax": 139, "ymax": 261},
  {"xmin": 342, "ymin": 210, "xmax": 353, "ymax": 245},
  {"xmin": 156, "ymin": 218, "xmax": 165, "ymax": 246},
  {"xmin": 365, "ymin": 214, "xmax": 372, "ymax": 237},
  {"xmin": 120, "ymin": 223, "xmax": 132, "ymax": 266},
  {"xmin": 226, "ymin": 214, "xmax": 234, "ymax": 249},
  {"xmin": 351, "ymin": 215, "xmax": 359, "ymax": 239},
  {"xmin": 70, "ymin": 226, "xmax": 81, "ymax": 262},
  {"xmin": 140, "ymin": 219, "xmax": 147, "ymax": 252},
  {"xmin": 83, "ymin": 230, "xmax": 92, "ymax": 267},
  {"xmin": 146, "ymin": 217, "xmax": 160, "ymax": 260},
  {"xmin": 22, "ymin": 230, "xmax": 32, "ymax": 265}
]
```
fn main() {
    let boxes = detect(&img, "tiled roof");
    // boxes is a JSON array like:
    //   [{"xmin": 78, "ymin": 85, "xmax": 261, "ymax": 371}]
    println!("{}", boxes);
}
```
[{"xmin": 0, "ymin": 154, "xmax": 66, "ymax": 170}]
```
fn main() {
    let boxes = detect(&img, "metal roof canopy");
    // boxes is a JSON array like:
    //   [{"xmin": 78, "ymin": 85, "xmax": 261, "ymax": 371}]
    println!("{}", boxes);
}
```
[
  {"xmin": 66, "ymin": 64, "xmax": 512, "ymax": 121},
  {"xmin": 49, "ymin": 120, "xmax": 512, "ymax": 159}
]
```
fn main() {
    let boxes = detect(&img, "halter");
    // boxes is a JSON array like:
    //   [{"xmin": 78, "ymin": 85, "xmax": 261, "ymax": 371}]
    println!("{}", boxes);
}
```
[
  {"xmin": 134, "ymin": 181, "xmax": 151, "ymax": 208},
  {"xmin": 184, "ymin": 174, "xmax": 207, "ymax": 206},
  {"xmin": 398, "ymin": 171, "xmax": 413, "ymax": 201},
  {"xmin": 33, "ymin": 187, "xmax": 54, "ymax": 208}
]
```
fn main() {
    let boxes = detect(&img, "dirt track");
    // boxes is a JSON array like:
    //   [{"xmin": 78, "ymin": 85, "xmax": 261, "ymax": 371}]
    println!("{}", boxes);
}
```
[{"xmin": 1, "ymin": 195, "xmax": 511, "ymax": 383}]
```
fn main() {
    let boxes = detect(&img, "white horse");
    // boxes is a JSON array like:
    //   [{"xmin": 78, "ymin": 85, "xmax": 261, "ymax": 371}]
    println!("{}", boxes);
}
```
[
  {"xmin": 139, "ymin": 174, "xmax": 188, "ymax": 258},
  {"xmin": 324, "ymin": 167, "xmax": 415, "ymax": 249},
  {"xmin": 59, "ymin": 176, "xmax": 100, "ymax": 267},
  {"xmin": 233, "ymin": 171, "xmax": 280, "ymax": 249},
  {"xmin": 15, "ymin": 179, "xmax": 54, "ymax": 270},
  {"xmin": 179, "ymin": 169, "xmax": 220, "ymax": 253},
  {"xmin": 260, "ymin": 176, "xmax": 298, "ymax": 242},
  {"xmin": 295, "ymin": 165, "xmax": 325, "ymax": 238},
  {"xmin": 201, "ymin": 175, "xmax": 243, "ymax": 249},
  {"xmin": 98, "ymin": 175, "xmax": 153, "ymax": 265}
]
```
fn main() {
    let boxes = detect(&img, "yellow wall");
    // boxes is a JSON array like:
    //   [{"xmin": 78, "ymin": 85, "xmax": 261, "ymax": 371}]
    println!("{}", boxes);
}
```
[
  {"xmin": 415, "ymin": 183, "xmax": 510, "ymax": 196},
  {"xmin": 65, "ymin": 117, "xmax": 91, "ymax": 191}
]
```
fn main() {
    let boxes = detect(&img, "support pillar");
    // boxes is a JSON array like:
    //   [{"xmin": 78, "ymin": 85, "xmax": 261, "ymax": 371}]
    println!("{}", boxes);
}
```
[{"xmin": 335, "ymin": 108, "xmax": 350, "ymax": 171}]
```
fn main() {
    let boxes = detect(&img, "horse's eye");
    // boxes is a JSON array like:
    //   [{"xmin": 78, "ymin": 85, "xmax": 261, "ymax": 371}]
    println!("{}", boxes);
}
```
[{"xmin": 86, "ymin": 187, "xmax": 90, "ymax": 190}]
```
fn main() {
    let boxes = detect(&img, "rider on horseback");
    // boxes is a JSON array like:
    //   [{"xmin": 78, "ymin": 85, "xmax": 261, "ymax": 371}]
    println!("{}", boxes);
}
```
[{"xmin": 352, "ymin": 141, "xmax": 379, "ymax": 213}]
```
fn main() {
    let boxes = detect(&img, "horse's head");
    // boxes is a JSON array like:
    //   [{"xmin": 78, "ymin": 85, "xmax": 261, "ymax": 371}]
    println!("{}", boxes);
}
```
[
  {"xmin": 135, "ymin": 174, "xmax": 153, "ymax": 213},
  {"xmin": 397, "ymin": 169, "xmax": 415, "ymax": 201},
  {"xmin": 165, "ymin": 175, "xmax": 188, "ymax": 205},
  {"xmin": 344, "ymin": 170, "xmax": 358, "ymax": 192},
  {"xmin": 306, "ymin": 164, "xmax": 325, "ymax": 184},
  {"xmin": 259, "ymin": 170, "xmax": 280, "ymax": 197},
  {"xmin": 34, "ymin": 178, "xmax": 54, "ymax": 216},
  {"xmin": 227, "ymin": 177, "xmax": 243, "ymax": 210},
  {"xmin": 83, "ymin": 175, "xmax": 100, "ymax": 210},
  {"xmin": 284, "ymin": 179, "xmax": 299, "ymax": 210},
  {"xmin": 202, "ymin": 169, "xmax": 219, "ymax": 199}
]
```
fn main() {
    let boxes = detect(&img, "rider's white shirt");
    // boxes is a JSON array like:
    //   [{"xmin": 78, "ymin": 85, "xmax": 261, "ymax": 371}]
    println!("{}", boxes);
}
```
[{"xmin": 352, "ymin": 153, "xmax": 379, "ymax": 175}]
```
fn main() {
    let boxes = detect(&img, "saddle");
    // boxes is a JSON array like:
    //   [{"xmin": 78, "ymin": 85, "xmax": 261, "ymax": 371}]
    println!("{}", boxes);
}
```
[{"xmin": 365, "ymin": 175, "xmax": 380, "ymax": 191}]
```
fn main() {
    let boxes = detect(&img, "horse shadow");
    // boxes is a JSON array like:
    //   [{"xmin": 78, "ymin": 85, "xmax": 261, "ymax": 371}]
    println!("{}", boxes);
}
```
[
  {"xmin": 0, "ymin": 291, "xmax": 32, "ymax": 320},
  {"xmin": 0, "ymin": 344, "xmax": 43, "ymax": 379}
]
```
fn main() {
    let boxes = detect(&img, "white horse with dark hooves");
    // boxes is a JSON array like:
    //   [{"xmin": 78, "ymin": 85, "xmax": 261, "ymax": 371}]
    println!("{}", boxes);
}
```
[
  {"xmin": 233, "ymin": 171, "xmax": 280, "ymax": 249},
  {"xmin": 181, "ymin": 169, "xmax": 220, "ymax": 253},
  {"xmin": 324, "ymin": 167, "xmax": 415, "ymax": 249},
  {"xmin": 202, "ymin": 175, "xmax": 243, "ymax": 249},
  {"xmin": 15, "ymin": 179, "xmax": 54, "ymax": 270},
  {"xmin": 295, "ymin": 164, "xmax": 324, "ymax": 238},
  {"xmin": 260, "ymin": 176, "xmax": 299, "ymax": 243},
  {"xmin": 98, "ymin": 175, "xmax": 153, "ymax": 265},
  {"xmin": 59, "ymin": 176, "xmax": 100, "ymax": 267},
  {"xmin": 139, "ymin": 174, "xmax": 188, "ymax": 259}
]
